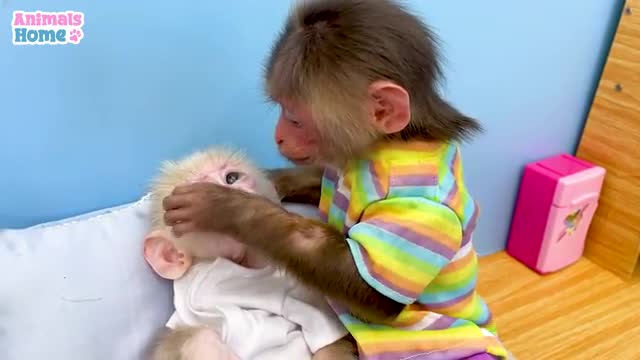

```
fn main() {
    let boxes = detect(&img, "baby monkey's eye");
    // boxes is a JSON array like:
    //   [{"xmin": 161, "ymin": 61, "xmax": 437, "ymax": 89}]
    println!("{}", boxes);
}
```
[{"xmin": 225, "ymin": 171, "xmax": 241, "ymax": 185}]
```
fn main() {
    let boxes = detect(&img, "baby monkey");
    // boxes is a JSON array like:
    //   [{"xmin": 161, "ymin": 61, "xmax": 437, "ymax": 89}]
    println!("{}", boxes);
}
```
[{"xmin": 143, "ymin": 147, "xmax": 355, "ymax": 360}]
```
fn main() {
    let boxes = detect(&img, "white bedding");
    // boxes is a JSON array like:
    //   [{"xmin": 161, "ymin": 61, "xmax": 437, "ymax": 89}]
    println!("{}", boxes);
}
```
[{"xmin": 0, "ymin": 195, "xmax": 321, "ymax": 360}]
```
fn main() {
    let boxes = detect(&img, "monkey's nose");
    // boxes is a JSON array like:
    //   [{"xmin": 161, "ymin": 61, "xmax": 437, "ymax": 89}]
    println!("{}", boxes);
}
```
[{"xmin": 276, "ymin": 138, "xmax": 284, "ymax": 145}]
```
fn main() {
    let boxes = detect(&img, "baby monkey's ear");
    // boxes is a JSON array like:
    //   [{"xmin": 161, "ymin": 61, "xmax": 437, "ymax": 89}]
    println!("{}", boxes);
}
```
[{"xmin": 143, "ymin": 230, "xmax": 192, "ymax": 280}]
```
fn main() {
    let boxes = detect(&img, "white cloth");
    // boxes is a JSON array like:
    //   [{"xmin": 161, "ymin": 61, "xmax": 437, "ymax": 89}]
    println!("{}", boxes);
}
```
[{"xmin": 166, "ymin": 258, "xmax": 348, "ymax": 360}]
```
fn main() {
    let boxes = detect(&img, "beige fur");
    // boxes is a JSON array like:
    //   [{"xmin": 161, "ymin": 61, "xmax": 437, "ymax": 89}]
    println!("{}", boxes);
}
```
[
  {"xmin": 150, "ymin": 326, "xmax": 356, "ymax": 360},
  {"xmin": 146, "ymin": 146, "xmax": 355, "ymax": 360},
  {"xmin": 150, "ymin": 326, "xmax": 239, "ymax": 360}
]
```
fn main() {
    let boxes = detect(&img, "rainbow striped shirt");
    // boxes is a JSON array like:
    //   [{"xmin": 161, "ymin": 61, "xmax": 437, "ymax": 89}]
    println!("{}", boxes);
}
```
[{"xmin": 319, "ymin": 141, "xmax": 508, "ymax": 360}]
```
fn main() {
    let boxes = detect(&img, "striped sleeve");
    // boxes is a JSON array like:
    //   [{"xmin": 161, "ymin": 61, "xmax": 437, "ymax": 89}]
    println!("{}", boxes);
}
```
[{"xmin": 346, "ymin": 197, "xmax": 463, "ymax": 304}]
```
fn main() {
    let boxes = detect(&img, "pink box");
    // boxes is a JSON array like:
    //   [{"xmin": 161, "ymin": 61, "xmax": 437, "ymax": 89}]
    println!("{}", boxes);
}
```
[{"xmin": 506, "ymin": 154, "xmax": 606, "ymax": 274}]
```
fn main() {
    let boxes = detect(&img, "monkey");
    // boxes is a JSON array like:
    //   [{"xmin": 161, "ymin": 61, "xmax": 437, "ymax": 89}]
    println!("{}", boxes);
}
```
[
  {"xmin": 161, "ymin": 1, "xmax": 511, "ymax": 359},
  {"xmin": 142, "ymin": 147, "xmax": 357, "ymax": 360}
]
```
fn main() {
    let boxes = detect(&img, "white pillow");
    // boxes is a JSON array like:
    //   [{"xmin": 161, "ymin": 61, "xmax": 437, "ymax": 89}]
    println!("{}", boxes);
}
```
[{"xmin": 0, "ymin": 195, "xmax": 321, "ymax": 360}]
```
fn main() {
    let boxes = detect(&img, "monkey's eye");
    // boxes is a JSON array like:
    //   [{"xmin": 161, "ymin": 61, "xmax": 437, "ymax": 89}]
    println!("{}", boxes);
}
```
[
  {"xmin": 225, "ymin": 171, "xmax": 241, "ymax": 185},
  {"xmin": 289, "ymin": 119, "xmax": 302, "ymax": 127},
  {"xmin": 282, "ymin": 107, "xmax": 302, "ymax": 128}
]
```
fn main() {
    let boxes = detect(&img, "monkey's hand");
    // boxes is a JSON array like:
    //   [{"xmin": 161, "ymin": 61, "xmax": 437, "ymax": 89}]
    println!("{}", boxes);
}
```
[
  {"xmin": 264, "ymin": 166, "xmax": 324, "ymax": 205},
  {"xmin": 162, "ymin": 182, "xmax": 288, "ymax": 238}
]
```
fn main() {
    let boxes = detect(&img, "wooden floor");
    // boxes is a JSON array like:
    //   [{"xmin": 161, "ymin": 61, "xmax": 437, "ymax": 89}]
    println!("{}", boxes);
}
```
[{"xmin": 478, "ymin": 252, "xmax": 640, "ymax": 360}]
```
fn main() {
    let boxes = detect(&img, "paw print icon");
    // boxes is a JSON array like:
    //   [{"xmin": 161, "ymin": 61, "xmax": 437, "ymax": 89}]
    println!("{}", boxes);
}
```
[{"xmin": 68, "ymin": 28, "xmax": 83, "ymax": 44}]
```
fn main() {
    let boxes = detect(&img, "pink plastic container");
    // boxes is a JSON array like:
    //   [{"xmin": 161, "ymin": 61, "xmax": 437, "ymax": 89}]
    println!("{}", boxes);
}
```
[{"xmin": 506, "ymin": 154, "xmax": 606, "ymax": 274}]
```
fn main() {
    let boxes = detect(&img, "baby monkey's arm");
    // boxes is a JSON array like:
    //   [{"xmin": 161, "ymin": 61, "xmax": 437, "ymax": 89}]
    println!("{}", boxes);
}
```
[
  {"xmin": 150, "ymin": 326, "xmax": 239, "ymax": 360},
  {"xmin": 151, "ymin": 326, "xmax": 355, "ymax": 360}
]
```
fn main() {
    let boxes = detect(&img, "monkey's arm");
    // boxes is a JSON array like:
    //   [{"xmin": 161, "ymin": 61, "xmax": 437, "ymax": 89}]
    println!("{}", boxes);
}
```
[
  {"xmin": 163, "ymin": 183, "xmax": 461, "ymax": 321},
  {"xmin": 264, "ymin": 166, "xmax": 324, "ymax": 205},
  {"xmin": 230, "ymin": 195, "xmax": 463, "ymax": 322}
]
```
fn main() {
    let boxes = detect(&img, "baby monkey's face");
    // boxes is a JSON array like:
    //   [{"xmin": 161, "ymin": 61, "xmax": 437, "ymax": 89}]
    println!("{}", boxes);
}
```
[
  {"xmin": 189, "ymin": 162, "xmax": 257, "ymax": 194},
  {"xmin": 169, "ymin": 158, "xmax": 280, "ymax": 262},
  {"xmin": 186, "ymin": 158, "xmax": 280, "ymax": 206},
  {"xmin": 145, "ymin": 150, "xmax": 279, "ymax": 279}
]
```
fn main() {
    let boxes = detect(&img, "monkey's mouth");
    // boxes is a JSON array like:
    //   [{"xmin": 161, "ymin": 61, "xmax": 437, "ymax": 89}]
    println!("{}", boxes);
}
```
[{"xmin": 289, "ymin": 157, "xmax": 311, "ymax": 165}]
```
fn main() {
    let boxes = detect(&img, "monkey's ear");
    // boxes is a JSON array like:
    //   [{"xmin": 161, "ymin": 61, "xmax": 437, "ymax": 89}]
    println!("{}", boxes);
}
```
[
  {"xmin": 143, "ymin": 230, "xmax": 192, "ymax": 280},
  {"xmin": 368, "ymin": 80, "xmax": 411, "ymax": 134}
]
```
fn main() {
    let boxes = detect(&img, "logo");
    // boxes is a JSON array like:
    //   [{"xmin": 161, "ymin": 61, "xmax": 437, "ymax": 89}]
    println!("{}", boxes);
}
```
[
  {"xmin": 12, "ymin": 10, "xmax": 84, "ymax": 46},
  {"xmin": 557, "ymin": 203, "xmax": 589, "ymax": 243}
]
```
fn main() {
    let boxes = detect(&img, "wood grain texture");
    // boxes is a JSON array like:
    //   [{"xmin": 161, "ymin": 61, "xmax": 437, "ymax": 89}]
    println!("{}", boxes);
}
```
[
  {"xmin": 478, "ymin": 252, "xmax": 640, "ymax": 360},
  {"xmin": 576, "ymin": 0, "xmax": 640, "ymax": 279}
]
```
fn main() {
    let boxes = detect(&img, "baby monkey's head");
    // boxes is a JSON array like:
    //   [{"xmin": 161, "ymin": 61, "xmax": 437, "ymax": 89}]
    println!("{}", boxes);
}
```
[
  {"xmin": 143, "ymin": 146, "xmax": 280, "ymax": 280},
  {"xmin": 149, "ymin": 146, "xmax": 280, "ymax": 230}
]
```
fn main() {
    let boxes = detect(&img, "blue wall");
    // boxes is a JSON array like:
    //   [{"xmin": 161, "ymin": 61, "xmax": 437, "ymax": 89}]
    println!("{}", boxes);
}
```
[{"xmin": 0, "ymin": 0, "xmax": 624, "ymax": 255}]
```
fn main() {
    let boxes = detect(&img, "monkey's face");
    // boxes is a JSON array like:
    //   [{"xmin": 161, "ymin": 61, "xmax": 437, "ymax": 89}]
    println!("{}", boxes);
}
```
[
  {"xmin": 274, "ymin": 101, "xmax": 321, "ymax": 166},
  {"xmin": 272, "ymin": 82, "xmax": 412, "ymax": 168},
  {"xmin": 273, "ymin": 97, "xmax": 382, "ymax": 168}
]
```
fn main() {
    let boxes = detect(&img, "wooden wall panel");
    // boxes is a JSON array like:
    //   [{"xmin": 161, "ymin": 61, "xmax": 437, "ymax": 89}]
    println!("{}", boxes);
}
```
[{"xmin": 576, "ymin": 0, "xmax": 640, "ymax": 280}]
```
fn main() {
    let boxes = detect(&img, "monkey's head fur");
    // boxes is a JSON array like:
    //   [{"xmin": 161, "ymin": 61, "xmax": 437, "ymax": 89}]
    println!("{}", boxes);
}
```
[
  {"xmin": 143, "ymin": 146, "xmax": 280, "ymax": 280},
  {"xmin": 265, "ymin": 0, "xmax": 481, "ymax": 167}
]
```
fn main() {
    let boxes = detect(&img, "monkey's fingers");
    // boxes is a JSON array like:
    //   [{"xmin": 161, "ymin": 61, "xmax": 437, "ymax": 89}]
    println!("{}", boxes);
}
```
[
  {"xmin": 172, "ymin": 181, "xmax": 219, "ymax": 195},
  {"xmin": 172, "ymin": 222, "xmax": 196, "ymax": 238},
  {"xmin": 162, "ymin": 194, "xmax": 192, "ymax": 211},
  {"xmin": 164, "ymin": 208, "xmax": 193, "ymax": 226},
  {"xmin": 171, "ymin": 183, "xmax": 202, "ymax": 195}
]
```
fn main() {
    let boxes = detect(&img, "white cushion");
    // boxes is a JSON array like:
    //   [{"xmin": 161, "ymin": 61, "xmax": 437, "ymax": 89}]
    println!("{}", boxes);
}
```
[{"xmin": 0, "ymin": 195, "xmax": 321, "ymax": 360}]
